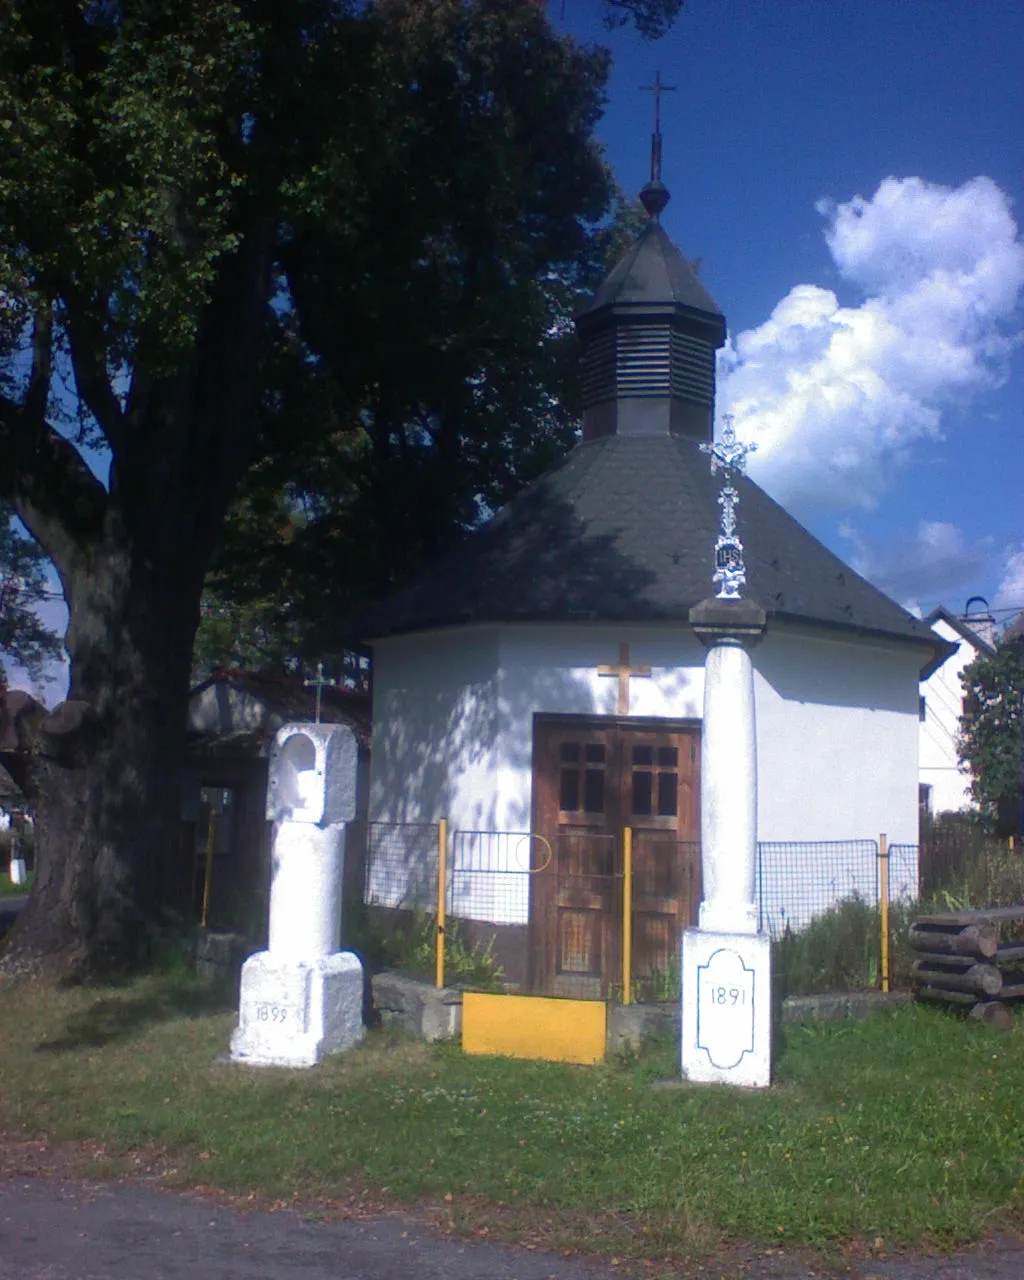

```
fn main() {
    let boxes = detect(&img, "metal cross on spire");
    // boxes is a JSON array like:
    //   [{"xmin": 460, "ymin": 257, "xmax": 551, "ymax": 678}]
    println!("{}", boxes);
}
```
[
  {"xmin": 303, "ymin": 661, "xmax": 337, "ymax": 725},
  {"xmin": 640, "ymin": 71, "xmax": 676, "ymax": 183},
  {"xmin": 700, "ymin": 415, "xmax": 758, "ymax": 600}
]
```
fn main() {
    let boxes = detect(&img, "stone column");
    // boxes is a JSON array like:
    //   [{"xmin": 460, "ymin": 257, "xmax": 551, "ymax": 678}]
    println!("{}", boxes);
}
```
[
  {"xmin": 681, "ymin": 597, "xmax": 772, "ymax": 1088},
  {"xmin": 231, "ymin": 722, "xmax": 365, "ymax": 1068}
]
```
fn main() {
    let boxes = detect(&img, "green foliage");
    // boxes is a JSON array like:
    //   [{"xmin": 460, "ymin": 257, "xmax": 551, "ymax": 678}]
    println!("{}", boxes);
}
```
[
  {"xmin": 773, "ymin": 896, "xmax": 882, "ymax": 997},
  {"xmin": 0, "ymin": 510, "xmax": 63, "ymax": 683},
  {"xmin": 349, "ymin": 906, "xmax": 504, "ymax": 991},
  {"xmin": 958, "ymin": 639, "xmax": 1024, "ymax": 834},
  {"xmin": 632, "ymin": 948, "xmax": 680, "ymax": 1002}
]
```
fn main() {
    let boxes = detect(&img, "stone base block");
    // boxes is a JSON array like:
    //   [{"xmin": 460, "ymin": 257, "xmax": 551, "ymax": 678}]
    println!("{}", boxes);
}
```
[
  {"xmin": 230, "ymin": 950, "xmax": 365, "ymax": 1068},
  {"xmin": 681, "ymin": 929, "xmax": 771, "ymax": 1089},
  {"xmin": 371, "ymin": 970, "xmax": 462, "ymax": 1041}
]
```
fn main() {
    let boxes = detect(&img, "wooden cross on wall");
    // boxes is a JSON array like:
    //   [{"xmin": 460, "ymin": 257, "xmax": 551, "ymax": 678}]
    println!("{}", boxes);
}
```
[{"xmin": 598, "ymin": 642, "xmax": 652, "ymax": 716}]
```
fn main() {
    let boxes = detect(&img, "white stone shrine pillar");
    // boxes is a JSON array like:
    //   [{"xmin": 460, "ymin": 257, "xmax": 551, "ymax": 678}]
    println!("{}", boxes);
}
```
[
  {"xmin": 231, "ymin": 722, "xmax": 365, "ymax": 1068},
  {"xmin": 681, "ymin": 597, "xmax": 772, "ymax": 1089}
]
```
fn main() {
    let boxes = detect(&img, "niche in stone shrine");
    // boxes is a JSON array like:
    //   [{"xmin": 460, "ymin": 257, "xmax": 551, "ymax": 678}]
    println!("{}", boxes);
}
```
[
  {"xmin": 268, "ymin": 731, "xmax": 321, "ymax": 824},
  {"xmin": 266, "ymin": 722, "xmax": 358, "ymax": 828}
]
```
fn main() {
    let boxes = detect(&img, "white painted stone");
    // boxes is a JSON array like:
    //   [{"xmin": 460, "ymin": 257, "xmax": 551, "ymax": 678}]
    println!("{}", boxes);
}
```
[
  {"xmin": 268, "ymin": 821, "xmax": 344, "ymax": 960},
  {"xmin": 266, "ymin": 723, "xmax": 358, "ymax": 827},
  {"xmin": 9, "ymin": 857, "xmax": 27, "ymax": 886},
  {"xmin": 231, "ymin": 951, "xmax": 365, "ymax": 1068},
  {"xmin": 231, "ymin": 720, "xmax": 365, "ymax": 1068},
  {"xmin": 681, "ymin": 929, "xmax": 771, "ymax": 1088},
  {"xmin": 698, "ymin": 638, "xmax": 758, "ymax": 935}
]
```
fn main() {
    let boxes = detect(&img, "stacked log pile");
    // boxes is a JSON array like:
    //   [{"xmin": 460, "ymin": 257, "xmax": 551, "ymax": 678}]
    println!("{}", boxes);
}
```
[{"xmin": 909, "ymin": 909, "xmax": 1024, "ymax": 1029}]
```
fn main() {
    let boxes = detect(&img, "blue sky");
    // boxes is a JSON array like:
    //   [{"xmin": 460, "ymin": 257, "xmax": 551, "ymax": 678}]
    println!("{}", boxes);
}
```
[
  {"xmin": 6, "ymin": 0, "xmax": 1023, "ymax": 699},
  {"xmin": 556, "ymin": 0, "xmax": 1024, "ymax": 622}
]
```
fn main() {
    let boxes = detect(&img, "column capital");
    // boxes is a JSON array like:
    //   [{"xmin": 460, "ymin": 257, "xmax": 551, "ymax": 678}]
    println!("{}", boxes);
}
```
[{"xmin": 689, "ymin": 596, "xmax": 767, "ymax": 649}]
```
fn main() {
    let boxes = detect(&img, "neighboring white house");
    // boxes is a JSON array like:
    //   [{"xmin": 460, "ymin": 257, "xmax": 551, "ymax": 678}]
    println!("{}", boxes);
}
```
[{"xmin": 919, "ymin": 605, "xmax": 996, "ymax": 817}]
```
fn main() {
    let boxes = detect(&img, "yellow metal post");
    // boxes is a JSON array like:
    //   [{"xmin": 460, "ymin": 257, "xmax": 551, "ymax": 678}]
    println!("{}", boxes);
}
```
[
  {"xmin": 201, "ymin": 808, "xmax": 217, "ymax": 928},
  {"xmin": 622, "ymin": 826, "xmax": 633, "ymax": 1006},
  {"xmin": 879, "ymin": 832, "xmax": 890, "ymax": 994},
  {"xmin": 436, "ymin": 818, "xmax": 448, "ymax": 989}
]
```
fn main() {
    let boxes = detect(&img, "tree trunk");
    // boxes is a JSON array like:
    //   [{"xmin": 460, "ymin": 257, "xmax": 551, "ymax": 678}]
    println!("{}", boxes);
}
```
[{"xmin": 2, "ymin": 534, "xmax": 202, "ymax": 974}]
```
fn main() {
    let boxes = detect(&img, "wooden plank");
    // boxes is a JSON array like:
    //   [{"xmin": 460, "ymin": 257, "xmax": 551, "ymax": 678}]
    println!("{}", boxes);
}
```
[
  {"xmin": 912, "ymin": 961, "xmax": 1002, "ymax": 995},
  {"xmin": 915, "ymin": 984, "xmax": 976, "ymax": 1005},
  {"xmin": 968, "ymin": 1002, "xmax": 1014, "ymax": 1030},
  {"xmin": 910, "ymin": 952, "xmax": 980, "ymax": 970},
  {"xmin": 907, "ymin": 923, "xmax": 997, "ymax": 958},
  {"xmin": 462, "ymin": 992, "xmax": 606, "ymax": 1064},
  {"xmin": 996, "ymin": 945, "xmax": 1024, "ymax": 964},
  {"xmin": 914, "ymin": 907, "xmax": 1024, "ymax": 926}
]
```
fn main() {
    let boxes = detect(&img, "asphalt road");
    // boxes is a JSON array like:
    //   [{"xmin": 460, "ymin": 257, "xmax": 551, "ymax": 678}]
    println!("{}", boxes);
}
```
[{"xmin": 1, "ymin": 1177, "xmax": 1024, "ymax": 1280}]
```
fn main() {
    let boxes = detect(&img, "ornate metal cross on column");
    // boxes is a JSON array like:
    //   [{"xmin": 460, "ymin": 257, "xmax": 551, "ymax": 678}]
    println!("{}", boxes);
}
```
[
  {"xmin": 303, "ymin": 661, "xmax": 337, "ymax": 725},
  {"xmin": 700, "ymin": 415, "xmax": 758, "ymax": 600},
  {"xmin": 598, "ymin": 642, "xmax": 652, "ymax": 716}
]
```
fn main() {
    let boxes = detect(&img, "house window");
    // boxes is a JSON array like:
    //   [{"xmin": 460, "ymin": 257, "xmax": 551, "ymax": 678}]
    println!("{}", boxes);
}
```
[
  {"xmin": 918, "ymin": 783, "xmax": 933, "ymax": 816},
  {"xmin": 919, "ymin": 695, "xmax": 927, "ymax": 722}
]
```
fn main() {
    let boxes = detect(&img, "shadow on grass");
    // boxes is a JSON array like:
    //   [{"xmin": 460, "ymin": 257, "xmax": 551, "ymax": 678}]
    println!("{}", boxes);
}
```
[{"xmin": 35, "ymin": 976, "xmax": 236, "ymax": 1054}]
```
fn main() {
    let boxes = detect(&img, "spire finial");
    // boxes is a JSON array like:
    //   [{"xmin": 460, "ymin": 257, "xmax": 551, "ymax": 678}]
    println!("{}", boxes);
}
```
[{"xmin": 639, "ymin": 72, "xmax": 676, "ymax": 220}]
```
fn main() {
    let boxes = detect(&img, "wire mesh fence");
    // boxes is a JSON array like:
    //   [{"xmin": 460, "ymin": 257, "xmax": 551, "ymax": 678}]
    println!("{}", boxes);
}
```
[
  {"xmin": 756, "ymin": 840, "xmax": 882, "ymax": 937},
  {"xmin": 358, "ymin": 823, "xmax": 1023, "ymax": 998},
  {"xmin": 363, "ymin": 821, "xmax": 442, "ymax": 911}
]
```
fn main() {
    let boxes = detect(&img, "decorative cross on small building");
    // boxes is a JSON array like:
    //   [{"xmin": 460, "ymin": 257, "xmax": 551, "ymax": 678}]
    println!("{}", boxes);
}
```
[
  {"xmin": 598, "ymin": 642, "xmax": 652, "ymax": 716},
  {"xmin": 640, "ymin": 71, "xmax": 676, "ymax": 186},
  {"xmin": 700, "ymin": 416, "xmax": 758, "ymax": 600},
  {"xmin": 303, "ymin": 661, "xmax": 337, "ymax": 726}
]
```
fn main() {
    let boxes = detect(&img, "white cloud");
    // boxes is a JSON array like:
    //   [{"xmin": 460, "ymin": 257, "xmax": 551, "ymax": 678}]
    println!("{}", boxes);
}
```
[
  {"xmin": 719, "ymin": 176, "xmax": 1024, "ymax": 514},
  {"xmin": 994, "ymin": 543, "xmax": 1024, "ymax": 613},
  {"xmin": 838, "ymin": 518, "xmax": 997, "ymax": 613}
]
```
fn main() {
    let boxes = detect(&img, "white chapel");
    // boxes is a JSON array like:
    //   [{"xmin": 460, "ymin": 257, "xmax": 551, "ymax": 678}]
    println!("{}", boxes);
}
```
[{"xmin": 360, "ymin": 159, "xmax": 948, "ymax": 993}]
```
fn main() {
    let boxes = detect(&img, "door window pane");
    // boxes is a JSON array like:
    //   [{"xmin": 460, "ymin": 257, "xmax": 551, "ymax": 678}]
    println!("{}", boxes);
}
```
[
  {"xmin": 632, "ymin": 769, "xmax": 653, "ymax": 816},
  {"xmin": 657, "ymin": 772, "xmax": 678, "ymax": 817},
  {"xmin": 584, "ymin": 768, "xmax": 605, "ymax": 813},
  {"xmin": 560, "ymin": 768, "xmax": 580, "ymax": 812}
]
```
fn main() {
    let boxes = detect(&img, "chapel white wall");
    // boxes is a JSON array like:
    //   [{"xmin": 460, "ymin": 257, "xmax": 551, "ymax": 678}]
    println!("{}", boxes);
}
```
[
  {"xmin": 367, "ymin": 620, "xmax": 924, "ymax": 923},
  {"xmin": 369, "ymin": 627, "xmax": 501, "ymax": 831},
  {"xmin": 919, "ymin": 618, "xmax": 978, "ymax": 815},
  {"xmin": 495, "ymin": 622, "xmax": 921, "ymax": 847}
]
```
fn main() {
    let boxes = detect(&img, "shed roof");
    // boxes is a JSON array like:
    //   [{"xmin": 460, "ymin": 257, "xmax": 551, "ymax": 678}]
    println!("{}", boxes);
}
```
[{"xmin": 362, "ymin": 434, "xmax": 943, "ymax": 669}]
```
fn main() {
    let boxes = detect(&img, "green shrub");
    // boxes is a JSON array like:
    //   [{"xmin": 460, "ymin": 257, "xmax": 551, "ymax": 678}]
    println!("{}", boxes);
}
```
[
  {"xmin": 772, "ymin": 895, "xmax": 881, "ymax": 997},
  {"xmin": 347, "ymin": 904, "xmax": 503, "ymax": 991}
]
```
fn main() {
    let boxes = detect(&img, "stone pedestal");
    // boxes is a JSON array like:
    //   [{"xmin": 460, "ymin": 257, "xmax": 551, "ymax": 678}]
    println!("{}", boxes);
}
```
[
  {"xmin": 683, "ymin": 597, "xmax": 771, "ymax": 1088},
  {"xmin": 681, "ymin": 929, "xmax": 771, "ymax": 1087},
  {"xmin": 231, "ymin": 951, "xmax": 364, "ymax": 1068},
  {"xmin": 230, "ymin": 721, "xmax": 365, "ymax": 1069}
]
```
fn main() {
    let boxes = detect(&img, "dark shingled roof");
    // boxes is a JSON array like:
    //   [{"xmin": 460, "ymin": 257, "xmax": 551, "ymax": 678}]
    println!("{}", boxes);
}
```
[
  {"xmin": 580, "ymin": 219, "xmax": 723, "ymax": 319},
  {"xmin": 362, "ymin": 434, "xmax": 942, "ymax": 663}
]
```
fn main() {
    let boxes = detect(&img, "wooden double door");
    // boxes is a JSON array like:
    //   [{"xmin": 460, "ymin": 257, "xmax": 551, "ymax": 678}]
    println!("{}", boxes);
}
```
[{"xmin": 529, "ymin": 716, "xmax": 701, "ymax": 998}]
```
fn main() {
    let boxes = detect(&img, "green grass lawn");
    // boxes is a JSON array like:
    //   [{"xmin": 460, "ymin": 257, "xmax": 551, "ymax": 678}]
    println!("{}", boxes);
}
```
[
  {"xmin": 0, "ymin": 871, "xmax": 32, "ymax": 896},
  {"xmin": 0, "ymin": 970, "xmax": 1022, "ymax": 1267}
]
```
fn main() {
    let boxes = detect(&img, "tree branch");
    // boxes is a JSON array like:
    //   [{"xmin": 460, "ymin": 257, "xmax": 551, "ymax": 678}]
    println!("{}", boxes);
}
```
[
  {"xmin": 0, "ymin": 395, "xmax": 107, "ymax": 575},
  {"xmin": 64, "ymin": 294, "xmax": 126, "ymax": 452},
  {"xmin": 23, "ymin": 304, "xmax": 53, "ymax": 428}
]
